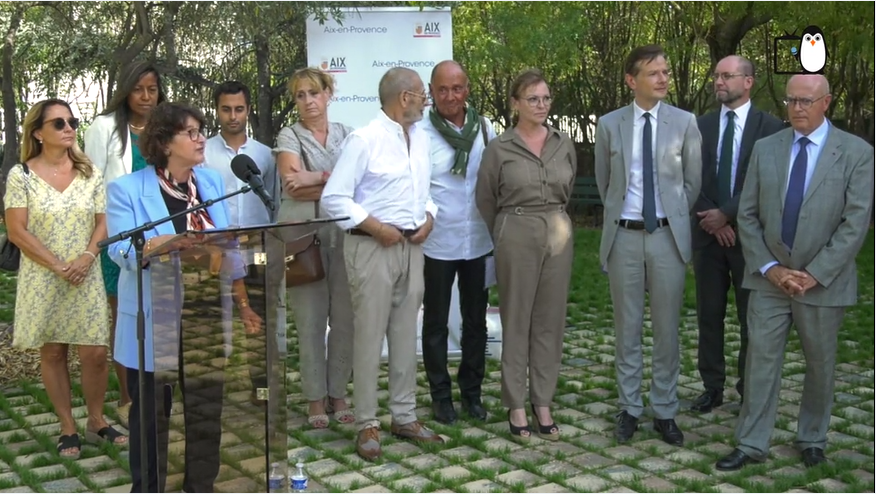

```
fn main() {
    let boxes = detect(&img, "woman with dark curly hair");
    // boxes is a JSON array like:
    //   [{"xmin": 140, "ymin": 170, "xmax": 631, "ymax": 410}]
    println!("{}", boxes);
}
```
[{"xmin": 106, "ymin": 101, "xmax": 262, "ymax": 493}]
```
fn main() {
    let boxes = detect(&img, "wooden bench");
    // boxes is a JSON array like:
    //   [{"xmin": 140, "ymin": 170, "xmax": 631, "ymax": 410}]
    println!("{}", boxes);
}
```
[{"xmin": 569, "ymin": 176, "xmax": 603, "ymax": 226}]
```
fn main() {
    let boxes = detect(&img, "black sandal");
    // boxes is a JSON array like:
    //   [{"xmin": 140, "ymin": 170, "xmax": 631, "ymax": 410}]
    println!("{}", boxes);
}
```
[
  {"xmin": 85, "ymin": 426, "xmax": 129, "ymax": 448},
  {"xmin": 57, "ymin": 433, "xmax": 81, "ymax": 459},
  {"xmin": 508, "ymin": 410, "xmax": 532, "ymax": 444},
  {"xmin": 530, "ymin": 404, "xmax": 560, "ymax": 441}
]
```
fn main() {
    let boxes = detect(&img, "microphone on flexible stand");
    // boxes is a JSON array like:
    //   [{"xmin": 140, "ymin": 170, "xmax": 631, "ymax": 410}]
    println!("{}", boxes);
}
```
[{"xmin": 231, "ymin": 154, "xmax": 275, "ymax": 212}]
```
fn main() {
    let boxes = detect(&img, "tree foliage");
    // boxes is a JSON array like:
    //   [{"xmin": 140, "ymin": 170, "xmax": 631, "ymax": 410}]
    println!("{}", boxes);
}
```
[{"xmin": 0, "ymin": 1, "xmax": 872, "ymax": 191}]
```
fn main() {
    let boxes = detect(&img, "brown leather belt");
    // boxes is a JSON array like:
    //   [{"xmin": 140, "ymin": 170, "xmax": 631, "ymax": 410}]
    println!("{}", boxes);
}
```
[
  {"xmin": 618, "ymin": 218, "xmax": 670, "ymax": 230},
  {"xmin": 347, "ymin": 227, "xmax": 419, "ymax": 237}
]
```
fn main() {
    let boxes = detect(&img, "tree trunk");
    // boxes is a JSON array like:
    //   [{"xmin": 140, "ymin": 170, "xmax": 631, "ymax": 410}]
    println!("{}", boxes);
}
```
[
  {"xmin": 705, "ymin": 4, "xmax": 772, "ymax": 68},
  {"xmin": 0, "ymin": 5, "xmax": 25, "ymax": 214},
  {"xmin": 253, "ymin": 33, "xmax": 273, "ymax": 146}
]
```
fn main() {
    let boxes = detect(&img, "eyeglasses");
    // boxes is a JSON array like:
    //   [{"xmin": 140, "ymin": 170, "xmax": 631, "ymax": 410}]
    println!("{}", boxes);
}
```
[
  {"xmin": 523, "ymin": 96, "xmax": 552, "ymax": 107},
  {"xmin": 711, "ymin": 72, "xmax": 749, "ymax": 82},
  {"xmin": 178, "ymin": 128, "xmax": 205, "ymax": 141},
  {"xmin": 404, "ymin": 90, "xmax": 429, "ymax": 101},
  {"xmin": 45, "ymin": 117, "xmax": 80, "ymax": 131},
  {"xmin": 784, "ymin": 94, "xmax": 829, "ymax": 109}
]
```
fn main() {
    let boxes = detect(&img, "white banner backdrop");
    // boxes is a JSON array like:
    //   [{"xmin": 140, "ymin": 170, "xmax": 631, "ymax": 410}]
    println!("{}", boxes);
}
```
[
  {"xmin": 306, "ymin": 7, "xmax": 452, "ymax": 130},
  {"xmin": 306, "ymin": 7, "xmax": 502, "ymax": 361}
]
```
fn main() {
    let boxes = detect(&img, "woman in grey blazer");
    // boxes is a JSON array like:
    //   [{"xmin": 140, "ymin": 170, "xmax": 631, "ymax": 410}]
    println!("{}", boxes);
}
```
[{"xmin": 83, "ymin": 60, "xmax": 167, "ymax": 428}]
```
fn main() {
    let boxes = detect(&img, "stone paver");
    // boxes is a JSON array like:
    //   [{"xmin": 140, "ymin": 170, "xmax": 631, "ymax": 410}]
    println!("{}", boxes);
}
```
[
  {"xmin": 434, "ymin": 466, "xmax": 471, "ymax": 481},
  {"xmin": 461, "ymin": 479, "xmax": 506, "ymax": 493},
  {"xmin": 496, "ymin": 469, "xmax": 545, "ymax": 488},
  {"xmin": 639, "ymin": 476, "xmax": 677, "ymax": 492},
  {"xmin": 322, "ymin": 471, "xmax": 372, "ymax": 491},
  {"xmin": 715, "ymin": 483, "xmax": 747, "ymax": 493},
  {"xmin": 39, "ymin": 479, "xmax": 87, "ymax": 493},
  {"xmin": 402, "ymin": 453, "xmax": 449, "ymax": 470},
  {"xmin": 527, "ymin": 482, "xmax": 570, "ymax": 493},
  {"xmin": 566, "ymin": 474, "xmax": 611, "ymax": 492}
]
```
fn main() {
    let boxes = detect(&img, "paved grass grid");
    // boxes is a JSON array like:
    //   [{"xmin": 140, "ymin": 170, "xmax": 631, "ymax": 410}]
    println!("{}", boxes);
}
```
[{"xmin": 0, "ymin": 228, "xmax": 872, "ymax": 493}]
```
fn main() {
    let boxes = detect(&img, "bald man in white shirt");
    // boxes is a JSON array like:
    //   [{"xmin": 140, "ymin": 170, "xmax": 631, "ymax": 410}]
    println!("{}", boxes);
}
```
[{"xmin": 321, "ymin": 67, "xmax": 444, "ymax": 462}]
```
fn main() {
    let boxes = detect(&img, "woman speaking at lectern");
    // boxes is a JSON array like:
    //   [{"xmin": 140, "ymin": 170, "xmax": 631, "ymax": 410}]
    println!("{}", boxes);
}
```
[{"xmin": 106, "ymin": 101, "xmax": 261, "ymax": 492}]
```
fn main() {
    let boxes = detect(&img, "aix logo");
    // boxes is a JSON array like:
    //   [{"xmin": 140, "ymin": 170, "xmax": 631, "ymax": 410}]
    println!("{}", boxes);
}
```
[
  {"xmin": 414, "ymin": 21, "xmax": 441, "ymax": 38},
  {"xmin": 320, "ymin": 57, "xmax": 348, "ymax": 74}
]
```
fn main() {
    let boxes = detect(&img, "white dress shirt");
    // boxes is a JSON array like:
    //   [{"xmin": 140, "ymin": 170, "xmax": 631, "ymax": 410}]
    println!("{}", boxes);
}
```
[
  {"xmin": 717, "ymin": 99, "xmax": 751, "ymax": 195},
  {"xmin": 759, "ymin": 117, "xmax": 831, "ymax": 274},
  {"xmin": 202, "ymin": 134, "xmax": 276, "ymax": 227},
  {"xmin": 321, "ymin": 111, "xmax": 438, "ymax": 231},
  {"xmin": 622, "ymin": 100, "xmax": 668, "ymax": 220},
  {"xmin": 421, "ymin": 113, "xmax": 495, "ymax": 261}
]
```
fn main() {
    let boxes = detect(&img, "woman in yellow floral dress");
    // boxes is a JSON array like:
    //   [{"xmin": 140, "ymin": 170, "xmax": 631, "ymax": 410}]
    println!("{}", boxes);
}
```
[{"xmin": 3, "ymin": 99, "xmax": 128, "ymax": 460}]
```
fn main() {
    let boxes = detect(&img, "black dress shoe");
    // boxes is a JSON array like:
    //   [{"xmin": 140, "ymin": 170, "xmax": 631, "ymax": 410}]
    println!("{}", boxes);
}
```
[
  {"xmin": 653, "ymin": 418, "xmax": 684, "ymax": 446},
  {"xmin": 690, "ymin": 388, "xmax": 723, "ymax": 413},
  {"xmin": 461, "ymin": 398, "xmax": 487, "ymax": 421},
  {"xmin": 802, "ymin": 447, "xmax": 827, "ymax": 467},
  {"xmin": 432, "ymin": 399, "xmax": 457, "ymax": 425},
  {"xmin": 716, "ymin": 448, "xmax": 760, "ymax": 471},
  {"xmin": 615, "ymin": 411, "xmax": 638, "ymax": 443}
]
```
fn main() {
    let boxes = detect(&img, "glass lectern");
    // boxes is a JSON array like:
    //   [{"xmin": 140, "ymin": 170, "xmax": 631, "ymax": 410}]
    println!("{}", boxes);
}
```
[{"xmin": 144, "ymin": 218, "xmax": 340, "ymax": 492}]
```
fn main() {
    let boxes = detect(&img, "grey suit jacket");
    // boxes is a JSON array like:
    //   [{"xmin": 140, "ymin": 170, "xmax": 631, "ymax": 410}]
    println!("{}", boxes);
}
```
[
  {"xmin": 737, "ymin": 125, "xmax": 875, "ymax": 306},
  {"xmin": 595, "ymin": 102, "xmax": 703, "ymax": 266}
]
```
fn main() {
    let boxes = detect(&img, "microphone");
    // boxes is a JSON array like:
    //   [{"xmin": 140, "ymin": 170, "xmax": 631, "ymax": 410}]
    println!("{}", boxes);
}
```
[{"xmin": 231, "ymin": 154, "xmax": 275, "ymax": 212}]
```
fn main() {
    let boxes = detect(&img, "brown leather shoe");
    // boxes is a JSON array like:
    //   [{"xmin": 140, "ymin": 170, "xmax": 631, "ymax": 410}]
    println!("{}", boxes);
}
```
[
  {"xmin": 356, "ymin": 427, "xmax": 382, "ymax": 461},
  {"xmin": 390, "ymin": 420, "xmax": 444, "ymax": 444}
]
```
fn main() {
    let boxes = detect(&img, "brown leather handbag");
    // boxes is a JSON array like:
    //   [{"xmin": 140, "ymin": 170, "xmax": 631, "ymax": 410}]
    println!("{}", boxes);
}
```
[{"xmin": 285, "ymin": 128, "xmax": 326, "ymax": 287}]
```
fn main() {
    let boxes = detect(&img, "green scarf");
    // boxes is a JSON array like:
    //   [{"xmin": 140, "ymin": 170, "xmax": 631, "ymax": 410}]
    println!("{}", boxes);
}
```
[{"xmin": 429, "ymin": 104, "xmax": 481, "ymax": 175}]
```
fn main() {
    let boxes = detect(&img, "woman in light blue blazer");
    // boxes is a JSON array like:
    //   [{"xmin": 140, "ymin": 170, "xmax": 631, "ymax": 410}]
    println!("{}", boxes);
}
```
[{"xmin": 106, "ymin": 102, "xmax": 261, "ymax": 493}]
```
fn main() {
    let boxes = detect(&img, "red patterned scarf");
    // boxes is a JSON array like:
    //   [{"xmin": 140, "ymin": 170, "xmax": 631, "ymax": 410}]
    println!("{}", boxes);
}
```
[{"xmin": 155, "ymin": 167, "xmax": 216, "ymax": 232}]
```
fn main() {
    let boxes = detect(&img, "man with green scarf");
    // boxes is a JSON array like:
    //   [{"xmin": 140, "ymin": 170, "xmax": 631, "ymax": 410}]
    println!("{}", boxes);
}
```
[{"xmin": 421, "ymin": 60, "xmax": 497, "ymax": 425}]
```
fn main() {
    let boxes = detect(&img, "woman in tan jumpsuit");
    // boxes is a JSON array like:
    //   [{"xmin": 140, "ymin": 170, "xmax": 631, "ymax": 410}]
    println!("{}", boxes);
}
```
[{"xmin": 475, "ymin": 69, "xmax": 577, "ymax": 442}]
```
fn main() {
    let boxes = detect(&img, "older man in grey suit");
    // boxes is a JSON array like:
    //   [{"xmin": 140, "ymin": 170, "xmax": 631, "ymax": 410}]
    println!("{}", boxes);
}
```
[
  {"xmin": 716, "ymin": 74, "xmax": 874, "ymax": 471},
  {"xmin": 595, "ymin": 44, "xmax": 702, "ymax": 446}
]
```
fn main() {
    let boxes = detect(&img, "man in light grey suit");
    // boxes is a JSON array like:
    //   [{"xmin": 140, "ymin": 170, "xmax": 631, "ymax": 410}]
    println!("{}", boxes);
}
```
[
  {"xmin": 595, "ymin": 44, "xmax": 702, "ymax": 446},
  {"xmin": 716, "ymin": 75, "xmax": 874, "ymax": 471}
]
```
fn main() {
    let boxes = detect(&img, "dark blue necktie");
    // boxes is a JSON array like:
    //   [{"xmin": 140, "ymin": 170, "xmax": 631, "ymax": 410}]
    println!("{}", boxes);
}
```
[
  {"xmin": 781, "ymin": 137, "xmax": 810, "ymax": 249},
  {"xmin": 642, "ymin": 112, "xmax": 657, "ymax": 233},
  {"xmin": 717, "ymin": 111, "xmax": 735, "ymax": 204}
]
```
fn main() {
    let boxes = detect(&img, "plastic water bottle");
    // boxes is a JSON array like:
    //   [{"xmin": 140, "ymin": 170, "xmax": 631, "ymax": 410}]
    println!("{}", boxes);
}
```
[
  {"xmin": 290, "ymin": 462, "xmax": 308, "ymax": 493},
  {"xmin": 269, "ymin": 462, "xmax": 285, "ymax": 493}
]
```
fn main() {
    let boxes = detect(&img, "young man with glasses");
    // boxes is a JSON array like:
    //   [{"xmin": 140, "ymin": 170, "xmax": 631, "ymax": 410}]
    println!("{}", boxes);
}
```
[{"xmin": 689, "ymin": 56, "xmax": 784, "ymax": 415}]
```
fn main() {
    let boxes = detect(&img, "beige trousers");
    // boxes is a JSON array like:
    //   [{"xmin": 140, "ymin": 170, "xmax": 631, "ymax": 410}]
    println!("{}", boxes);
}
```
[
  {"xmin": 343, "ymin": 234, "xmax": 424, "ymax": 431},
  {"xmin": 494, "ymin": 209, "xmax": 574, "ymax": 409},
  {"xmin": 280, "ymin": 199, "xmax": 355, "ymax": 402}
]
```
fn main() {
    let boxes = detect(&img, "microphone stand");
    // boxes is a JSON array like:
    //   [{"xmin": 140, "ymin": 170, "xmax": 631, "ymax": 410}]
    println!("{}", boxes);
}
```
[{"xmin": 98, "ymin": 183, "xmax": 266, "ymax": 493}]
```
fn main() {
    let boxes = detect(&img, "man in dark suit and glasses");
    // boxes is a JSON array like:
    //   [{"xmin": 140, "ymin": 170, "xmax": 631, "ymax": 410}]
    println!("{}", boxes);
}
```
[{"xmin": 690, "ymin": 55, "xmax": 784, "ymax": 413}]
